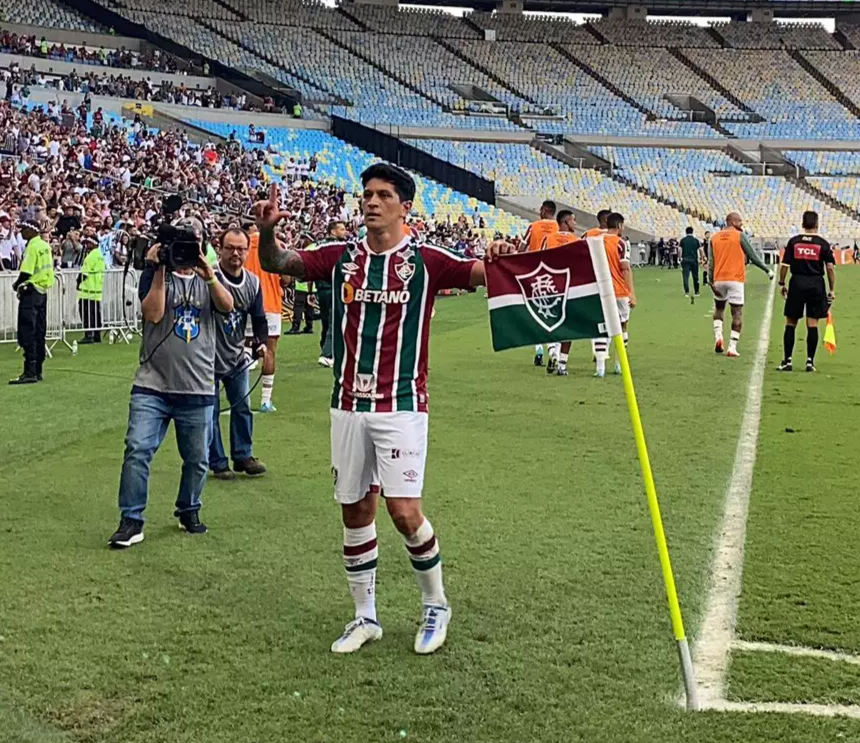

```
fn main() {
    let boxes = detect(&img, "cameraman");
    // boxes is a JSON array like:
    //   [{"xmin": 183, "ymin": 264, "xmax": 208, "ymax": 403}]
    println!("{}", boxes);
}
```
[
  {"xmin": 109, "ymin": 217, "xmax": 234, "ymax": 549},
  {"xmin": 209, "ymin": 227, "xmax": 268, "ymax": 479}
]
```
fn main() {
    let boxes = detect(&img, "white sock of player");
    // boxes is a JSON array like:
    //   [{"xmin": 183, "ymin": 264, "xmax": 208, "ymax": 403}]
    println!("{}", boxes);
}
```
[
  {"xmin": 729, "ymin": 330, "xmax": 740, "ymax": 353},
  {"xmin": 343, "ymin": 523, "xmax": 378, "ymax": 622},
  {"xmin": 559, "ymin": 352, "xmax": 569, "ymax": 367},
  {"xmin": 534, "ymin": 344, "xmax": 543, "ymax": 356},
  {"xmin": 592, "ymin": 339, "xmax": 608, "ymax": 373},
  {"xmin": 713, "ymin": 319, "xmax": 723, "ymax": 341},
  {"xmin": 261, "ymin": 374, "xmax": 275, "ymax": 405},
  {"xmin": 403, "ymin": 518, "xmax": 446, "ymax": 607},
  {"xmin": 548, "ymin": 343, "xmax": 559, "ymax": 361},
  {"xmin": 623, "ymin": 331, "xmax": 629, "ymax": 349}
]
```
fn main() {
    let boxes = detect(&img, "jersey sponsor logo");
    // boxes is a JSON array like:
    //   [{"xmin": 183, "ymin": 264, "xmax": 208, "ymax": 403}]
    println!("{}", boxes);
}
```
[
  {"xmin": 395, "ymin": 259, "xmax": 415, "ymax": 282},
  {"xmin": 174, "ymin": 304, "xmax": 201, "ymax": 342},
  {"xmin": 514, "ymin": 262, "xmax": 570, "ymax": 333},
  {"xmin": 796, "ymin": 246, "xmax": 821, "ymax": 260},
  {"xmin": 342, "ymin": 284, "xmax": 411, "ymax": 305},
  {"xmin": 353, "ymin": 372, "xmax": 383, "ymax": 400}
]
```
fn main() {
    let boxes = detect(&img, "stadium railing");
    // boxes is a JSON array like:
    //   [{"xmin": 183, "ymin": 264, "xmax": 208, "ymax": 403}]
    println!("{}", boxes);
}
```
[{"xmin": 0, "ymin": 268, "xmax": 141, "ymax": 351}]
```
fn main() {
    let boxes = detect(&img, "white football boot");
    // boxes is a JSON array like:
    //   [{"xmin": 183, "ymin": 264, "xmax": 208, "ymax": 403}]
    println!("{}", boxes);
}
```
[
  {"xmin": 331, "ymin": 618, "xmax": 383, "ymax": 654},
  {"xmin": 414, "ymin": 605, "xmax": 452, "ymax": 655}
]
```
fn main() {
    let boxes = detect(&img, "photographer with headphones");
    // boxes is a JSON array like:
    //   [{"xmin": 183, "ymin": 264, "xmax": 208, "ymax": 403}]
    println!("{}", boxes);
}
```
[
  {"xmin": 209, "ymin": 226, "xmax": 269, "ymax": 480},
  {"xmin": 109, "ymin": 216, "xmax": 234, "ymax": 549}
]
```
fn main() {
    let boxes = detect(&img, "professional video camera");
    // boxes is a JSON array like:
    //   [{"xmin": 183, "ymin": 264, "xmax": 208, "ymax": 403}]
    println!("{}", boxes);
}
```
[{"xmin": 131, "ymin": 195, "xmax": 201, "ymax": 271}]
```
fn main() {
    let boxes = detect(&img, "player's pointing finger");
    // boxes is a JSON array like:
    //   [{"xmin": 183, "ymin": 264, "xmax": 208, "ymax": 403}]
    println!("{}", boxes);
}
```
[{"xmin": 269, "ymin": 183, "xmax": 278, "ymax": 207}]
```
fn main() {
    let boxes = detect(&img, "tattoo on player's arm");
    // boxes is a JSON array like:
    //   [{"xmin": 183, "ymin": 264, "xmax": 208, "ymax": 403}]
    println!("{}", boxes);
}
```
[{"xmin": 258, "ymin": 228, "xmax": 306, "ymax": 278}]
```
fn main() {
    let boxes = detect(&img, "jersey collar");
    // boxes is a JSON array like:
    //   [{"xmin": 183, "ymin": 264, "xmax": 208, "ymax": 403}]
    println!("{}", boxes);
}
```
[{"xmin": 360, "ymin": 234, "xmax": 411, "ymax": 256}]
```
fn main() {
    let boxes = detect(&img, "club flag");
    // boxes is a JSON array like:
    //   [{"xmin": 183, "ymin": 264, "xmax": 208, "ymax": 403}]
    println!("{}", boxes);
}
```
[
  {"xmin": 485, "ymin": 239, "xmax": 611, "ymax": 352},
  {"xmin": 824, "ymin": 312, "xmax": 836, "ymax": 355}
]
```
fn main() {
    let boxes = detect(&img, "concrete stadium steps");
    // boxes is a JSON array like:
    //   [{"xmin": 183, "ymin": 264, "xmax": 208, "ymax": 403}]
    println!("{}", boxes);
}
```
[
  {"xmin": 434, "ymin": 37, "xmax": 539, "ymax": 108},
  {"xmin": 551, "ymin": 43, "xmax": 656, "ymax": 120},
  {"xmin": 787, "ymin": 176, "xmax": 860, "ymax": 223},
  {"xmin": 316, "ymin": 28, "xmax": 446, "ymax": 111},
  {"xmin": 669, "ymin": 48, "xmax": 761, "ymax": 119},
  {"xmin": 791, "ymin": 50, "xmax": 860, "ymax": 121}
]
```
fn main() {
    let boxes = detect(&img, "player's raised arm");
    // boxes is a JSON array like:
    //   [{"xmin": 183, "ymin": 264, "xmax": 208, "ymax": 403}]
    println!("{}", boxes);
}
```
[{"xmin": 253, "ymin": 184, "xmax": 307, "ymax": 278}]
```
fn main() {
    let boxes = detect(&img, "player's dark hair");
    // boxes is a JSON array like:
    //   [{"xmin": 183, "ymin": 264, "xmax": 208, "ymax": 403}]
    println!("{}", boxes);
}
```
[
  {"xmin": 218, "ymin": 226, "xmax": 250, "ymax": 248},
  {"xmin": 557, "ymin": 209, "xmax": 574, "ymax": 226},
  {"xmin": 327, "ymin": 220, "xmax": 345, "ymax": 234},
  {"xmin": 686, "ymin": 227, "xmax": 694, "ymax": 235},
  {"xmin": 607, "ymin": 212, "xmax": 625, "ymax": 230},
  {"xmin": 361, "ymin": 163, "xmax": 416, "ymax": 203},
  {"xmin": 597, "ymin": 209, "xmax": 612, "ymax": 224},
  {"xmin": 541, "ymin": 200, "xmax": 557, "ymax": 215},
  {"xmin": 802, "ymin": 211, "xmax": 819, "ymax": 230}
]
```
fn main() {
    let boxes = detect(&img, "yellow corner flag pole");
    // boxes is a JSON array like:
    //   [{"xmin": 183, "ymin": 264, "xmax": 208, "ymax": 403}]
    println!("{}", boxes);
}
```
[{"xmin": 586, "ymin": 239, "xmax": 699, "ymax": 711}]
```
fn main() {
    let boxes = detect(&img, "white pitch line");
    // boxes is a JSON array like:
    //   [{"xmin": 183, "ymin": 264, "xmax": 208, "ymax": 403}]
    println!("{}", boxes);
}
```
[
  {"xmin": 732, "ymin": 639, "xmax": 860, "ymax": 667},
  {"xmin": 693, "ymin": 284, "xmax": 775, "ymax": 706},
  {"xmin": 706, "ymin": 699, "xmax": 860, "ymax": 720}
]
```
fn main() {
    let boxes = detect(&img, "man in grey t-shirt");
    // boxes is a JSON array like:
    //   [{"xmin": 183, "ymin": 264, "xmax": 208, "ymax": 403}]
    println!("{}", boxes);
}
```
[
  {"xmin": 109, "ymin": 221, "xmax": 235, "ymax": 549},
  {"xmin": 209, "ymin": 227, "xmax": 269, "ymax": 480}
]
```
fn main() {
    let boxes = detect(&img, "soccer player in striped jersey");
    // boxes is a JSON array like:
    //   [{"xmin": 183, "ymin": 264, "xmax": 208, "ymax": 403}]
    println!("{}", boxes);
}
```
[
  {"xmin": 583, "ymin": 209, "xmax": 611, "ymax": 239},
  {"xmin": 524, "ymin": 200, "xmax": 558, "ymax": 367},
  {"xmin": 593, "ymin": 212, "xmax": 636, "ymax": 377},
  {"xmin": 254, "ymin": 165, "xmax": 513, "ymax": 656},
  {"xmin": 542, "ymin": 210, "xmax": 578, "ymax": 376}
]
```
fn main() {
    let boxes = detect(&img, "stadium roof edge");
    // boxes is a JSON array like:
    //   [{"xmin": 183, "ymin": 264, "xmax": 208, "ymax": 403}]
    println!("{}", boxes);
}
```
[{"xmin": 400, "ymin": 0, "xmax": 860, "ymax": 18}]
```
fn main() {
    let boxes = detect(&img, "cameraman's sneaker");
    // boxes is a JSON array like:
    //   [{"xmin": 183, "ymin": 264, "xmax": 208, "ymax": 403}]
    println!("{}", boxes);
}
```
[
  {"xmin": 109, "ymin": 517, "xmax": 144, "ymax": 549},
  {"xmin": 259, "ymin": 402, "xmax": 276, "ymax": 413},
  {"xmin": 234, "ymin": 457, "xmax": 267, "ymax": 476},
  {"xmin": 178, "ymin": 512, "xmax": 208, "ymax": 535},
  {"xmin": 331, "ymin": 617, "xmax": 383, "ymax": 654},
  {"xmin": 318, "ymin": 356, "xmax": 333, "ymax": 368}
]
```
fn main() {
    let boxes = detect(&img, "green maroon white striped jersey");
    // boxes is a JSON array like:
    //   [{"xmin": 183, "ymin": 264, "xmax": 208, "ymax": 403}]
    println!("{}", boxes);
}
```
[{"xmin": 299, "ymin": 235, "xmax": 476, "ymax": 413}]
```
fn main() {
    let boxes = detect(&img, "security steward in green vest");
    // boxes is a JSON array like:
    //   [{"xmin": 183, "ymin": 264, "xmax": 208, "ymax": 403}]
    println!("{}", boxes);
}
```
[
  {"xmin": 10, "ymin": 215, "xmax": 54, "ymax": 385},
  {"xmin": 77, "ymin": 235, "xmax": 106, "ymax": 344},
  {"xmin": 288, "ymin": 264, "xmax": 314, "ymax": 335}
]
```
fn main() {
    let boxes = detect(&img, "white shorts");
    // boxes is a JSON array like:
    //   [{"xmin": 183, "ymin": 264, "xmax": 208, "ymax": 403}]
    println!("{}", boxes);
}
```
[
  {"xmin": 331, "ymin": 410, "xmax": 428, "ymax": 504},
  {"xmin": 712, "ymin": 281, "xmax": 744, "ymax": 306},
  {"xmin": 245, "ymin": 312, "xmax": 282, "ymax": 338},
  {"xmin": 616, "ymin": 297, "xmax": 630, "ymax": 324}
]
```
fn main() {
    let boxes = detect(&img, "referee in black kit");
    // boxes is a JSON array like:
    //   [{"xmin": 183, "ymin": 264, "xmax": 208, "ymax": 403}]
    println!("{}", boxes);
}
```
[{"xmin": 777, "ymin": 211, "xmax": 836, "ymax": 373}]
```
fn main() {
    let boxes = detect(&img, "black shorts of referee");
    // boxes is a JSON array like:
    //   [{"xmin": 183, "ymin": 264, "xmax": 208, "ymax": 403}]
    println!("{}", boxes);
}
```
[{"xmin": 784, "ymin": 275, "xmax": 829, "ymax": 321}]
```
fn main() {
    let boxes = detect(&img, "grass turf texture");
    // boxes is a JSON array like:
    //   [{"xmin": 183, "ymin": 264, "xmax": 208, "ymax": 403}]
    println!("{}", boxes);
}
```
[
  {"xmin": 723, "ymin": 268, "xmax": 860, "ymax": 705},
  {"xmin": 0, "ymin": 268, "xmax": 856, "ymax": 742}
]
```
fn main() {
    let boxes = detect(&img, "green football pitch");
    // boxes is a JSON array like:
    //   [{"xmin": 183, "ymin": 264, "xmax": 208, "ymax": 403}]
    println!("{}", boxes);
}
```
[{"xmin": 1, "ymin": 267, "xmax": 859, "ymax": 742}]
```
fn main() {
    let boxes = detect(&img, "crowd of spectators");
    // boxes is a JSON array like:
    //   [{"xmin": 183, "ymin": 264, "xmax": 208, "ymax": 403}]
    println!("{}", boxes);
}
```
[
  {"xmin": 0, "ymin": 102, "xmax": 494, "ymax": 276},
  {"xmin": 0, "ymin": 30, "xmax": 190, "ymax": 73},
  {"xmin": 3, "ymin": 61, "xmax": 249, "ymax": 109}
]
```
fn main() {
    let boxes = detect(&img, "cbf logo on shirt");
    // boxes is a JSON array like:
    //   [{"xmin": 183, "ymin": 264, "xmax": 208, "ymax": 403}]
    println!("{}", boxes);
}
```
[
  {"xmin": 222, "ymin": 309, "xmax": 244, "ymax": 336},
  {"xmin": 174, "ymin": 304, "xmax": 201, "ymax": 342}
]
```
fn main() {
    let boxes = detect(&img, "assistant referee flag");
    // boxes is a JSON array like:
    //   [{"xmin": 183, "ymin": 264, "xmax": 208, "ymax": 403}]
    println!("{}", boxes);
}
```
[{"xmin": 485, "ymin": 239, "xmax": 608, "ymax": 351}]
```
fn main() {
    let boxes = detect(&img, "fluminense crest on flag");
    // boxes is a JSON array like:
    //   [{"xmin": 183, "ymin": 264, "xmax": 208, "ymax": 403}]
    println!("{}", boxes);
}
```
[
  {"xmin": 485, "ymin": 240, "xmax": 610, "ymax": 352},
  {"xmin": 514, "ymin": 262, "xmax": 571, "ymax": 333}
]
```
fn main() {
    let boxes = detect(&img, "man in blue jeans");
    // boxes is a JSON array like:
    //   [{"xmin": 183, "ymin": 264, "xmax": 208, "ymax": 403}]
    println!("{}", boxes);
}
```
[
  {"xmin": 109, "ymin": 218, "xmax": 235, "ymax": 549},
  {"xmin": 209, "ymin": 227, "xmax": 268, "ymax": 480}
]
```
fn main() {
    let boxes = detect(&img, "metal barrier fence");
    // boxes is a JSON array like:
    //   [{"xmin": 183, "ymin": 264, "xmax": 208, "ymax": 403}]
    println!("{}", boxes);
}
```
[{"xmin": 0, "ymin": 268, "xmax": 141, "ymax": 350}]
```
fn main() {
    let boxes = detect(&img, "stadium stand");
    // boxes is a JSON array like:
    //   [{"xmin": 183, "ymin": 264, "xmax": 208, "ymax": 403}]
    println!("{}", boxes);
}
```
[
  {"xmin": 0, "ymin": 0, "xmax": 104, "ymax": 31},
  {"xmin": 337, "ymin": 4, "xmax": 479, "ymax": 38},
  {"xmin": 589, "ymin": 17, "xmax": 719, "ymax": 47},
  {"xmin": 786, "ymin": 151, "xmax": 860, "ymax": 176},
  {"xmin": 218, "ymin": 0, "xmax": 360, "ymax": 29},
  {"xmin": 184, "ymin": 121, "xmax": 527, "ymax": 236},
  {"xmin": 713, "ymin": 20, "xmax": 841, "ymax": 50},
  {"xmin": 108, "ymin": 0, "xmax": 241, "ymax": 21},
  {"xmin": 682, "ymin": 48, "xmax": 860, "ymax": 139},
  {"xmin": 465, "ymin": 11, "xmax": 599, "ymax": 44}
]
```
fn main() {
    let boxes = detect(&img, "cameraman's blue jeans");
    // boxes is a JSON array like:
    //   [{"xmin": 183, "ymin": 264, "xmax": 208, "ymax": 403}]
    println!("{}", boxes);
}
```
[
  {"xmin": 118, "ymin": 393, "xmax": 212, "ymax": 522},
  {"xmin": 208, "ymin": 367, "xmax": 253, "ymax": 471}
]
